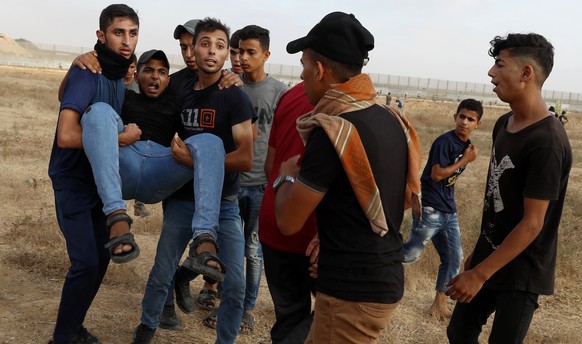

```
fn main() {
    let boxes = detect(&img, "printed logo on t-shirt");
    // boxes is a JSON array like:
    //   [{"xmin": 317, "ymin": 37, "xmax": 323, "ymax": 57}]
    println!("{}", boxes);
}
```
[
  {"xmin": 181, "ymin": 108, "xmax": 216, "ymax": 130},
  {"xmin": 445, "ymin": 153, "xmax": 466, "ymax": 187},
  {"xmin": 482, "ymin": 148, "xmax": 515, "ymax": 249},
  {"xmin": 200, "ymin": 109, "xmax": 216, "ymax": 128}
]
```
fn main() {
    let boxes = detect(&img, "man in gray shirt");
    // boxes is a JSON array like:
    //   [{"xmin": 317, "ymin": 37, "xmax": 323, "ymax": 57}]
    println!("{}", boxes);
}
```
[{"xmin": 236, "ymin": 24, "xmax": 288, "ymax": 333}]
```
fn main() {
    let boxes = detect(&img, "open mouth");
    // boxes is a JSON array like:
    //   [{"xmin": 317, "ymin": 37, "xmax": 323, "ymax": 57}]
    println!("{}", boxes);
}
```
[{"xmin": 147, "ymin": 83, "xmax": 159, "ymax": 92}]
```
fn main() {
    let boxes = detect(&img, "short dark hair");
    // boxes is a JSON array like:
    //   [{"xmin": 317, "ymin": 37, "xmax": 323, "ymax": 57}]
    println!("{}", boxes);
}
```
[
  {"xmin": 194, "ymin": 18, "xmax": 230, "ymax": 46},
  {"xmin": 456, "ymin": 98, "xmax": 484, "ymax": 120},
  {"xmin": 99, "ymin": 4, "xmax": 139, "ymax": 31},
  {"xmin": 488, "ymin": 33, "xmax": 554, "ymax": 83},
  {"xmin": 130, "ymin": 53, "xmax": 137, "ymax": 65},
  {"xmin": 306, "ymin": 48, "xmax": 362, "ymax": 83},
  {"xmin": 238, "ymin": 25, "xmax": 270, "ymax": 51},
  {"xmin": 230, "ymin": 29, "xmax": 241, "ymax": 49}
]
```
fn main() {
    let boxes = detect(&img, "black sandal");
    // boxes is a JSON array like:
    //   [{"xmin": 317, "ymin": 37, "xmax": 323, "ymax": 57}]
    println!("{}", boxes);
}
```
[
  {"xmin": 104, "ymin": 213, "xmax": 140, "ymax": 263},
  {"xmin": 182, "ymin": 234, "xmax": 226, "ymax": 284},
  {"xmin": 202, "ymin": 308, "xmax": 218, "ymax": 330},
  {"xmin": 196, "ymin": 288, "xmax": 219, "ymax": 310}
]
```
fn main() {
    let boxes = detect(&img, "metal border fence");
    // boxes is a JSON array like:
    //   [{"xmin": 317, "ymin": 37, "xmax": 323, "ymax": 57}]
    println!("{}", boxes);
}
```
[{"xmin": 3, "ymin": 41, "xmax": 581, "ymax": 111}]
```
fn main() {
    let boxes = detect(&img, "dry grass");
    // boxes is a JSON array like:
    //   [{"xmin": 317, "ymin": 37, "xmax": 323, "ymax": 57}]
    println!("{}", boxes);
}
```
[{"xmin": 0, "ymin": 65, "xmax": 580, "ymax": 343}]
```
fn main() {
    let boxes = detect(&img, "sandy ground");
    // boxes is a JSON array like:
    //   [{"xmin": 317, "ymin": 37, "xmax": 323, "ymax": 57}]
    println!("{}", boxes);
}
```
[{"xmin": 0, "ymin": 65, "xmax": 581, "ymax": 343}]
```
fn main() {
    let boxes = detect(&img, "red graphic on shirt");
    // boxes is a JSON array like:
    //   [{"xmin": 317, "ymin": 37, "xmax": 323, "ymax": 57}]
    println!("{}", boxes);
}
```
[{"xmin": 200, "ymin": 109, "xmax": 216, "ymax": 128}]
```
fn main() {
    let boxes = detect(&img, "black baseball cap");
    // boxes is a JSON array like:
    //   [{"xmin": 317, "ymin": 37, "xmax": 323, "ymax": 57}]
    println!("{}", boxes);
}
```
[
  {"xmin": 137, "ymin": 50, "xmax": 170, "ymax": 69},
  {"xmin": 286, "ymin": 12, "xmax": 374, "ymax": 66}
]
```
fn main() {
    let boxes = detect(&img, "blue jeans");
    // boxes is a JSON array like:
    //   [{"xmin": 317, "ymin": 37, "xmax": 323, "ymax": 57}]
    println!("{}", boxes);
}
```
[
  {"xmin": 403, "ymin": 206, "xmax": 463, "ymax": 292},
  {"xmin": 80, "ymin": 102, "xmax": 224, "ymax": 237},
  {"xmin": 141, "ymin": 197, "xmax": 245, "ymax": 344},
  {"xmin": 52, "ymin": 190, "xmax": 109, "ymax": 344},
  {"xmin": 238, "ymin": 184, "xmax": 264, "ymax": 311},
  {"xmin": 447, "ymin": 288, "xmax": 539, "ymax": 344}
]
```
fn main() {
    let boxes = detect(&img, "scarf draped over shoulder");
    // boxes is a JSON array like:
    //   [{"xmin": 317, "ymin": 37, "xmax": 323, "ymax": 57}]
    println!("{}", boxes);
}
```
[{"xmin": 296, "ymin": 74, "xmax": 421, "ymax": 236}]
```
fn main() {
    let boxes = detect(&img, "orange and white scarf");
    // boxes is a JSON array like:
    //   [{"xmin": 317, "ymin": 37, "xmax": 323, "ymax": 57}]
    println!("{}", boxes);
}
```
[{"xmin": 297, "ymin": 74, "xmax": 421, "ymax": 236}]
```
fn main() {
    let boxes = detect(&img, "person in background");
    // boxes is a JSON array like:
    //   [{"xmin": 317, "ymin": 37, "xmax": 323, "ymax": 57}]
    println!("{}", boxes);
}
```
[
  {"xmin": 235, "ymin": 24, "xmax": 288, "ymax": 334},
  {"xmin": 229, "ymin": 29, "xmax": 243, "ymax": 74},
  {"xmin": 259, "ymin": 81, "xmax": 318, "ymax": 343},
  {"xmin": 403, "ymin": 98, "xmax": 483, "ymax": 320},
  {"xmin": 124, "ymin": 53, "xmax": 140, "ymax": 93}
]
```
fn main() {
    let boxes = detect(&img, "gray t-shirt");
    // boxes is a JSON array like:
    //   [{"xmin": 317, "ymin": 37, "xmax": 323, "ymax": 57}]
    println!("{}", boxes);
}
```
[{"xmin": 240, "ymin": 75, "xmax": 288, "ymax": 186}]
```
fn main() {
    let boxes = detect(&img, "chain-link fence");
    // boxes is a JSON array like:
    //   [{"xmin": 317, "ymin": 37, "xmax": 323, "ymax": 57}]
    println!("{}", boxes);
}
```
[{"xmin": 3, "ymin": 41, "xmax": 581, "ymax": 111}]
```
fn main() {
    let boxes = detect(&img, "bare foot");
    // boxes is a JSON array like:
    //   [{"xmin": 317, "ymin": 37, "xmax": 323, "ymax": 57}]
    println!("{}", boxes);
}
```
[
  {"xmin": 429, "ymin": 291, "xmax": 452, "ymax": 320},
  {"xmin": 108, "ymin": 210, "xmax": 133, "ymax": 255}
]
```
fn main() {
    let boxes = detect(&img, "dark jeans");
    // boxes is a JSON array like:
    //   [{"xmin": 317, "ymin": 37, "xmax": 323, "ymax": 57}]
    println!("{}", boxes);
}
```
[
  {"xmin": 262, "ymin": 242, "xmax": 316, "ymax": 344},
  {"xmin": 447, "ymin": 287, "xmax": 539, "ymax": 344},
  {"xmin": 52, "ymin": 190, "xmax": 110, "ymax": 344}
]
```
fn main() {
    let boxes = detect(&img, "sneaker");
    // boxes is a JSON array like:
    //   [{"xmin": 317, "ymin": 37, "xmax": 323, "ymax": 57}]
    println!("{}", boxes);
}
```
[
  {"xmin": 72, "ymin": 325, "xmax": 100, "ymax": 344},
  {"xmin": 159, "ymin": 304, "xmax": 182, "ymax": 330},
  {"xmin": 131, "ymin": 324, "xmax": 156, "ymax": 344},
  {"xmin": 134, "ymin": 201, "xmax": 151, "ymax": 217},
  {"xmin": 174, "ymin": 270, "xmax": 197, "ymax": 313}
]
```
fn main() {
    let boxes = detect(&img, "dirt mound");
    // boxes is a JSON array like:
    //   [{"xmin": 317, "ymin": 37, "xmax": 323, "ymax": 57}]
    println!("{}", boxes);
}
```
[{"xmin": 0, "ymin": 33, "xmax": 29, "ymax": 56}]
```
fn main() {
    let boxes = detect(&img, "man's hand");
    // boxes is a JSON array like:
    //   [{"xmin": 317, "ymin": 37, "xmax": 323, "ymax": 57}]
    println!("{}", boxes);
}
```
[
  {"xmin": 306, "ymin": 234, "xmax": 320, "ymax": 279},
  {"xmin": 118, "ymin": 123, "xmax": 141, "ymax": 146},
  {"xmin": 74, "ymin": 50, "xmax": 101, "ymax": 74},
  {"xmin": 464, "ymin": 144, "xmax": 478, "ymax": 163},
  {"xmin": 445, "ymin": 268, "xmax": 488, "ymax": 303},
  {"xmin": 171, "ymin": 134, "xmax": 193, "ymax": 167},
  {"xmin": 279, "ymin": 155, "xmax": 301, "ymax": 178},
  {"xmin": 218, "ymin": 69, "xmax": 243, "ymax": 89}
]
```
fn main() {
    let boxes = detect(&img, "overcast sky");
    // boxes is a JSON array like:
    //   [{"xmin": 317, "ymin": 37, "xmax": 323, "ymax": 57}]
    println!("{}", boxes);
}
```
[{"xmin": 2, "ymin": 0, "xmax": 581, "ymax": 93}]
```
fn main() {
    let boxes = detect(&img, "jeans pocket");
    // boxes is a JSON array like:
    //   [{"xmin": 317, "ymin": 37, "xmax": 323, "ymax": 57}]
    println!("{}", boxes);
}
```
[{"xmin": 423, "ymin": 206, "xmax": 437, "ymax": 216}]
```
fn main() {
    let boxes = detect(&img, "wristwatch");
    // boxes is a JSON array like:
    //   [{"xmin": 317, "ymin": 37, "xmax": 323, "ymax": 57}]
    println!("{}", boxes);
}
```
[{"xmin": 272, "ymin": 175, "xmax": 295, "ymax": 192}]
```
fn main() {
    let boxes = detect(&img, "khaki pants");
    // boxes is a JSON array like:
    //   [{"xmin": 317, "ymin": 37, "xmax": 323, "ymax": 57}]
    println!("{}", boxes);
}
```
[{"xmin": 305, "ymin": 292, "xmax": 399, "ymax": 344}]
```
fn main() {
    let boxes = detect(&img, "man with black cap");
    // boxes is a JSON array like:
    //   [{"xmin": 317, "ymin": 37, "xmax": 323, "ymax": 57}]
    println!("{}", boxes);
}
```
[
  {"xmin": 167, "ymin": 19, "xmax": 199, "ymax": 99},
  {"xmin": 274, "ymin": 12, "xmax": 421, "ymax": 343},
  {"xmin": 79, "ymin": 46, "xmax": 225, "ymax": 281}
]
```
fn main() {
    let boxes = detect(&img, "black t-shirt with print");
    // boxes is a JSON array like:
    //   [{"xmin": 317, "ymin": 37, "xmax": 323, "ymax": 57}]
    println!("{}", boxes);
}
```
[
  {"xmin": 170, "ymin": 78, "xmax": 255, "ymax": 200},
  {"xmin": 471, "ymin": 113, "xmax": 572, "ymax": 295},
  {"xmin": 298, "ymin": 104, "xmax": 407, "ymax": 304},
  {"xmin": 421, "ymin": 130, "xmax": 470, "ymax": 213}
]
